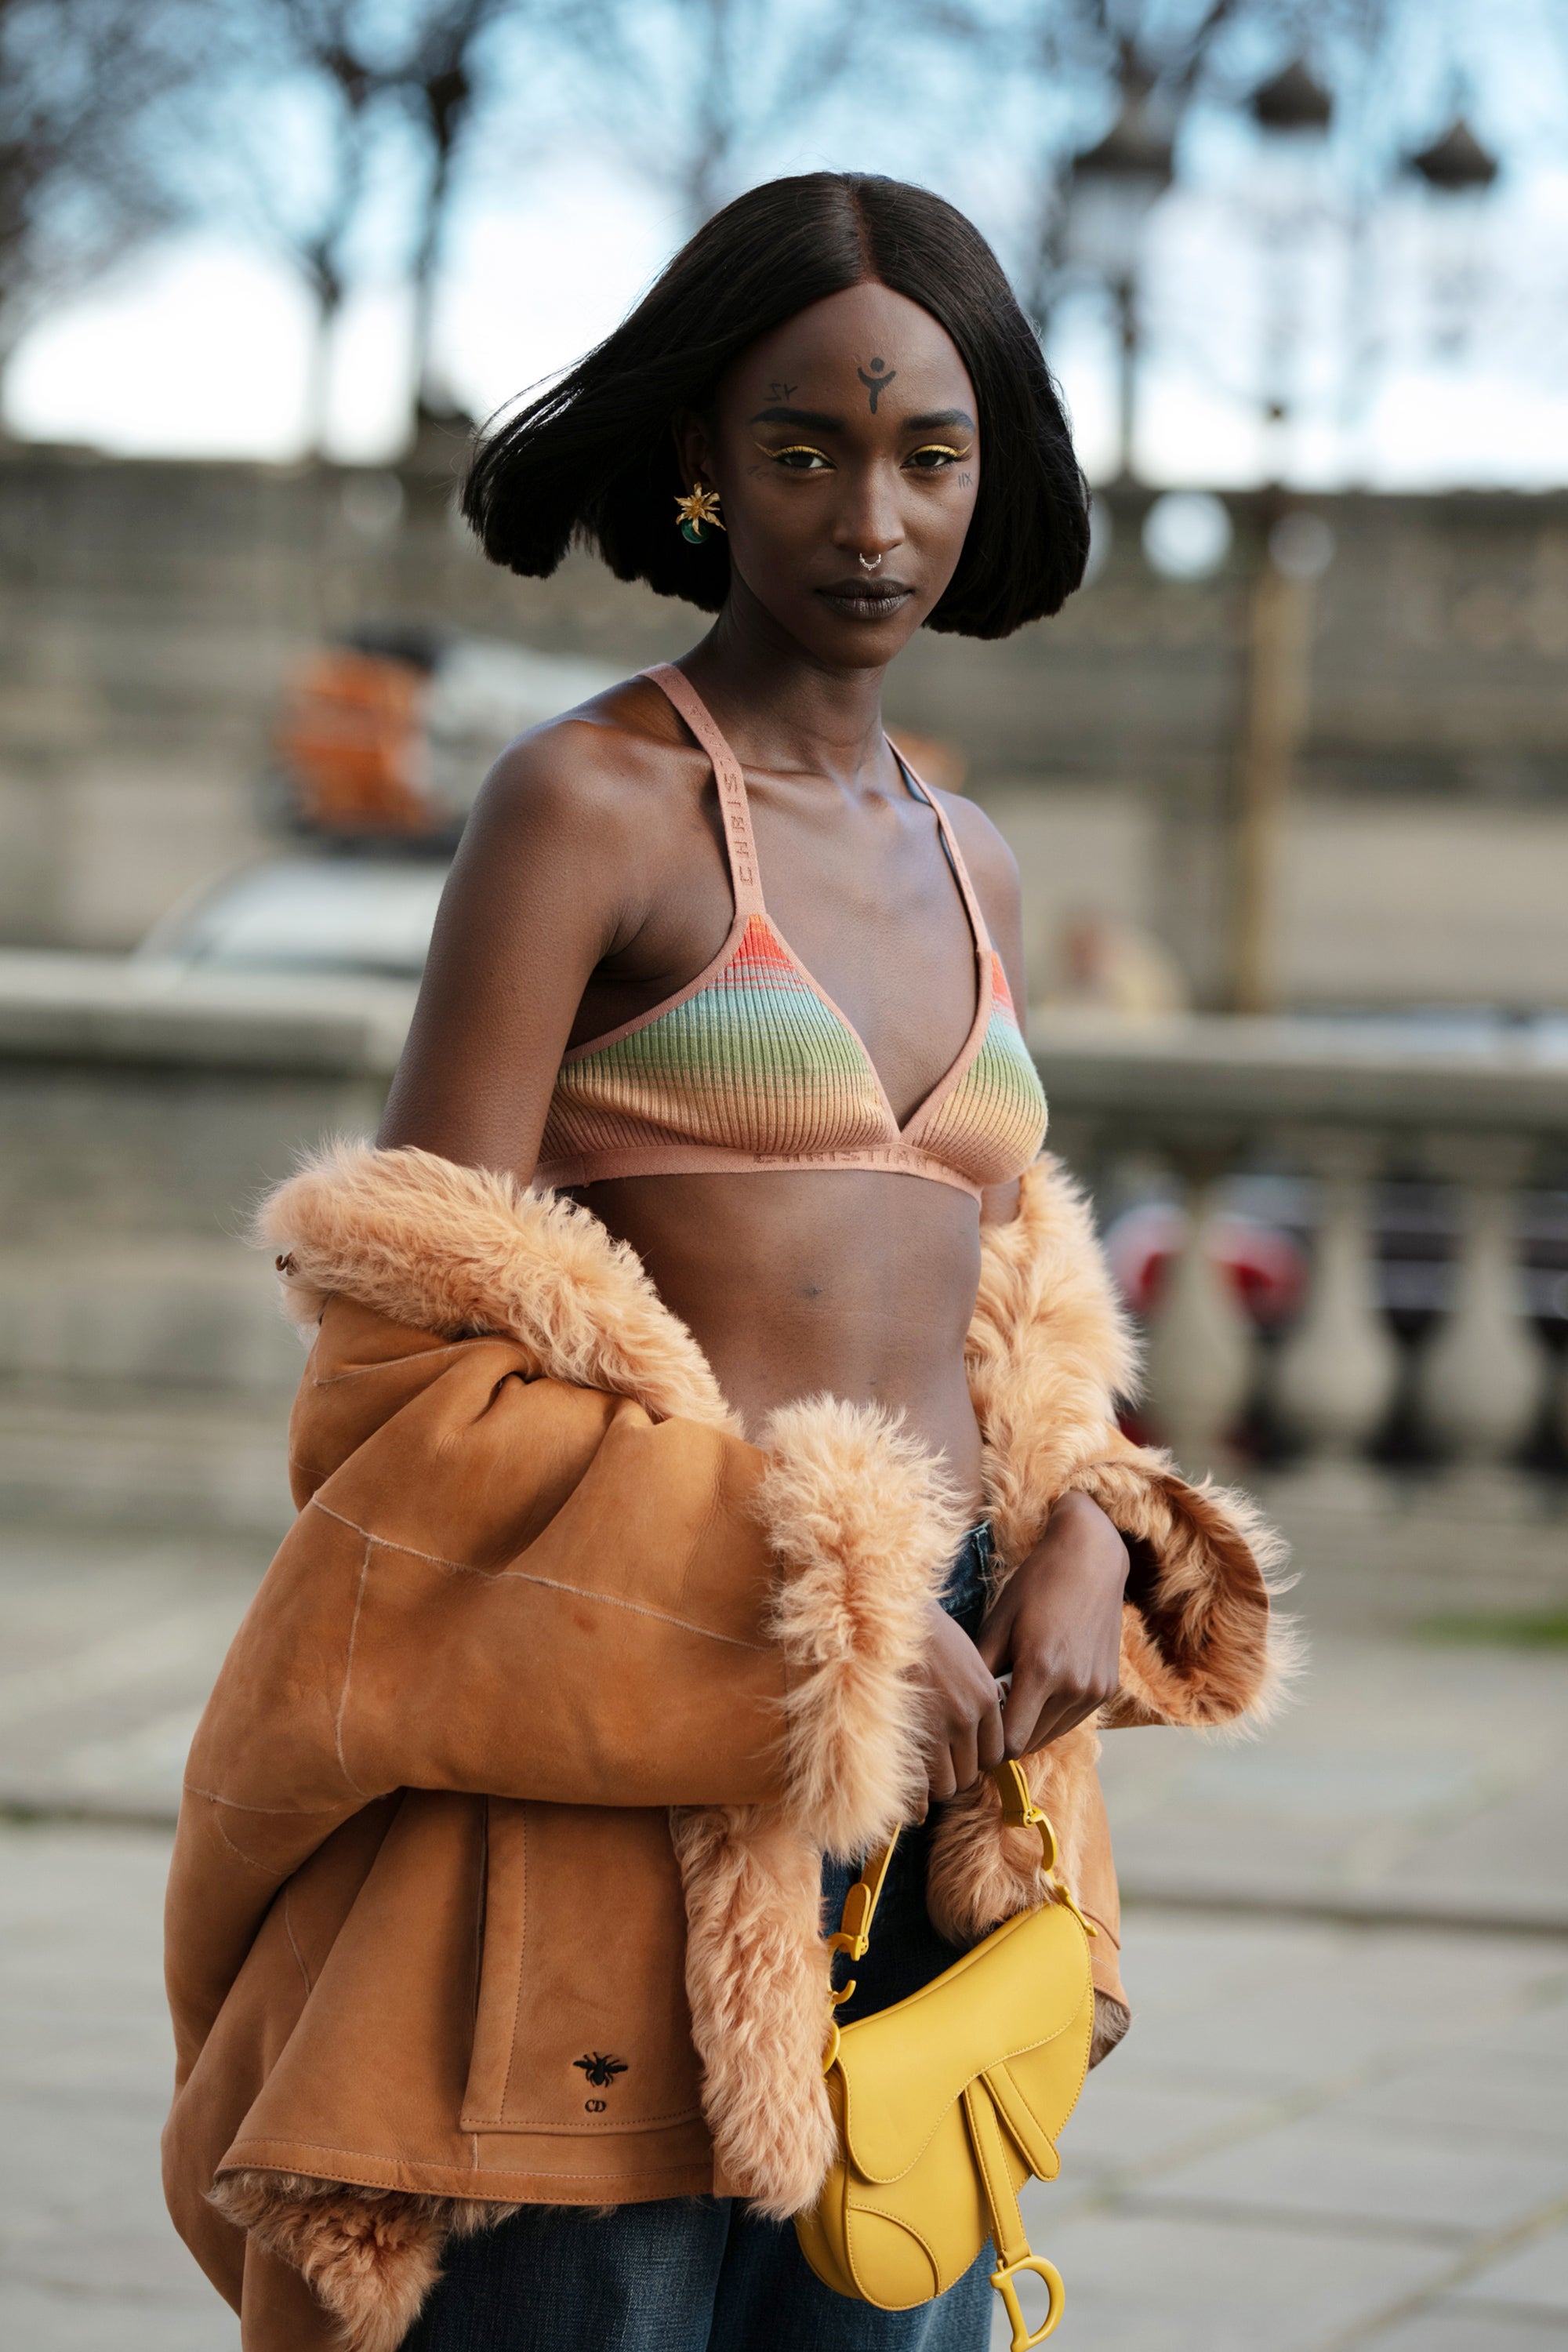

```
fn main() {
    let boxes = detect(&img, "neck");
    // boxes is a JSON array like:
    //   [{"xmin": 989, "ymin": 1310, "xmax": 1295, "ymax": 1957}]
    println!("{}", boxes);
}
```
[{"xmin": 681, "ymin": 581, "xmax": 893, "ymax": 785}]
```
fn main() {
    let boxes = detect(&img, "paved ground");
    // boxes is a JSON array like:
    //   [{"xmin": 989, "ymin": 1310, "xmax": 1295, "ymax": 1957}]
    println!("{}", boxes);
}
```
[{"xmin": 2, "ymin": 1514, "xmax": 1567, "ymax": 2349}]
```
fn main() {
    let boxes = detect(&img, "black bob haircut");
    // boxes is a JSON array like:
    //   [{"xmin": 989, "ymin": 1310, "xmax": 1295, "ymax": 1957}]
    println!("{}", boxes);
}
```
[{"xmin": 462, "ymin": 172, "xmax": 1089, "ymax": 641}]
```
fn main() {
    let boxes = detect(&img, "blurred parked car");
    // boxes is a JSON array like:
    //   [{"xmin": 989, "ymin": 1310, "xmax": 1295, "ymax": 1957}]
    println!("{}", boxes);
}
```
[{"xmin": 136, "ymin": 858, "xmax": 448, "ymax": 979}]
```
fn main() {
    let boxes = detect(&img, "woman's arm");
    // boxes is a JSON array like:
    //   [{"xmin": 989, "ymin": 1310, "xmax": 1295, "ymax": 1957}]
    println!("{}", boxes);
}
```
[
  {"xmin": 379, "ymin": 710, "xmax": 652, "ymax": 1174},
  {"xmin": 921, "ymin": 793, "xmax": 1129, "ymax": 1780}
]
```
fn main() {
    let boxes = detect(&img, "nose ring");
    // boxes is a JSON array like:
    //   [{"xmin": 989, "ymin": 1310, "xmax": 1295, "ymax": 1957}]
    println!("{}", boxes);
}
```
[{"xmin": 858, "ymin": 553, "xmax": 883, "ymax": 573}]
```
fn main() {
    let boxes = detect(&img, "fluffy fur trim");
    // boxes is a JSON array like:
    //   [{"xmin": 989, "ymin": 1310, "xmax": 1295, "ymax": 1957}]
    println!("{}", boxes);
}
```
[
  {"xmin": 210, "ymin": 2172, "xmax": 508, "ymax": 2352},
  {"xmin": 671, "ymin": 1803, "xmax": 835, "ymax": 2220},
  {"xmin": 969, "ymin": 1156, "xmax": 1140, "ymax": 1569},
  {"xmin": 760, "ymin": 1396, "xmax": 967, "ymax": 1860},
  {"xmin": 672, "ymin": 1395, "xmax": 964, "ymax": 2218},
  {"xmin": 257, "ymin": 1138, "xmax": 739, "ymax": 1435},
  {"xmin": 1073, "ymin": 1460, "xmax": 1300, "ymax": 1732},
  {"xmin": 968, "ymin": 1155, "xmax": 1292, "ymax": 1736}
]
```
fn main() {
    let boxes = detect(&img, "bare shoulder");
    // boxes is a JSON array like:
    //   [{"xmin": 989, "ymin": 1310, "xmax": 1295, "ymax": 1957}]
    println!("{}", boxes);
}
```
[{"xmin": 469, "ymin": 673, "xmax": 695, "ymax": 861}]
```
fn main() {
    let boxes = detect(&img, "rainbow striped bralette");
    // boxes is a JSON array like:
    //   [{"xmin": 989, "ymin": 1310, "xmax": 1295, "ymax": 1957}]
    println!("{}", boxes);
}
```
[{"xmin": 535, "ymin": 664, "xmax": 1047, "ymax": 1202}]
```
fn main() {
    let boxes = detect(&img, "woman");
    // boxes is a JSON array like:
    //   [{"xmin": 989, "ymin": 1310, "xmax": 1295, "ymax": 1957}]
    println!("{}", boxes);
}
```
[{"xmin": 163, "ymin": 173, "xmax": 1281, "ymax": 2352}]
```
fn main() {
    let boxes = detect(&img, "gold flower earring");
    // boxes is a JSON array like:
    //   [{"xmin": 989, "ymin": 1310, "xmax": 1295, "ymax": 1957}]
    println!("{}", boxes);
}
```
[{"xmin": 675, "ymin": 484, "xmax": 725, "ymax": 543}]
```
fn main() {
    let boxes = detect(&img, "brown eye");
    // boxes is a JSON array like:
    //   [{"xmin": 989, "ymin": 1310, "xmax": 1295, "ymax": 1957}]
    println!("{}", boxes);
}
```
[
  {"xmin": 906, "ymin": 444, "xmax": 967, "ymax": 471},
  {"xmin": 762, "ymin": 443, "xmax": 833, "ymax": 472}
]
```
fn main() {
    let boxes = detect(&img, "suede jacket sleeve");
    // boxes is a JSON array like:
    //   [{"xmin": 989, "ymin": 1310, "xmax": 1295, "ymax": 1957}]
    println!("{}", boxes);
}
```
[{"xmin": 183, "ymin": 1298, "xmax": 793, "ymax": 1839}]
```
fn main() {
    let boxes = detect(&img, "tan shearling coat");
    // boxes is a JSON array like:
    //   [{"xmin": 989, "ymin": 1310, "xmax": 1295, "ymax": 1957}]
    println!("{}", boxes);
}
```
[{"xmin": 162, "ymin": 1143, "xmax": 1288, "ymax": 2352}]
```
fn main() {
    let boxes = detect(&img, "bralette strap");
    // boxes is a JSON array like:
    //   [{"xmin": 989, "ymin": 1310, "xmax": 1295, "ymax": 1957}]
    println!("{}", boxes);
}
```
[
  {"xmin": 893, "ymin": 742, "xmax": 995, "ymax": 966},
  {"xmin": 643, "ymin": 664, "xmax": 765, "ymax": 915}
]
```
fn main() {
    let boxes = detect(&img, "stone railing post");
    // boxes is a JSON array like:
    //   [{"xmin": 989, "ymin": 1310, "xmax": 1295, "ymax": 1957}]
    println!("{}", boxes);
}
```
[
  {"xmin": 1275, "ymin": 1130, "xmax": 1400, "ymax": 1462},
  {"xmin": 1143, "ymin": 1146, "xmax": 1254, "ymax": 1477},
  {"xmin": 1417, "ymin": 1134, "xmax": 1545, "ymax": 1465}
]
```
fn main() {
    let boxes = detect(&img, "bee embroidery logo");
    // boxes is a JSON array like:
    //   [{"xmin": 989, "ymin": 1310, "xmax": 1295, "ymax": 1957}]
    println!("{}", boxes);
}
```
[{"xmin": 574, "ymin": 2053, "xmax": 629, "ymax": 2091}]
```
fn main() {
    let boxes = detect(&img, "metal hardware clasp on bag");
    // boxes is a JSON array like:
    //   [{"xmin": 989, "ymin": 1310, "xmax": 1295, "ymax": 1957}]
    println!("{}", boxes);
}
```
[
  {"xmin": 826, "ymin": 1879, "xmax": 874, "ymax": 2009},
  {"xmin": 991, "ymin": 2252, "xmax": 1065, "ymax": 2349},
  {"xmin": 993, "ymin": 1759, "xmax": 1098, "ymax": 1937}
]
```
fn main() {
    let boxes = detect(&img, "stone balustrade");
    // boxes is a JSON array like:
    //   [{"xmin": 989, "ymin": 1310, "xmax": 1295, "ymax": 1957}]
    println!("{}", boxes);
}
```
[
  {"xmin": 1, "ymin": 957, "xmax": 1565, "ymax": 1573},
  {"xmin": 1034, "ymin": 1012, "xmax": 1568, "ymax": 1504}
]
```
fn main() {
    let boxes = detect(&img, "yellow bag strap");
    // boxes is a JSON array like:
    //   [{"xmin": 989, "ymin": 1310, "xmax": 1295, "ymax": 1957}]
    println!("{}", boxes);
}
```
[
  {"xmin": 825, "ymin": 1835, "xmax": 898, "ymax": 2010},
  {"xmin": 964, "ymin": 2080, "xmax": 1066, "ymax": 2349},
  {"xmin": 827, "ymin": 1759, "xmax": 1095, "ymax": 2009}
]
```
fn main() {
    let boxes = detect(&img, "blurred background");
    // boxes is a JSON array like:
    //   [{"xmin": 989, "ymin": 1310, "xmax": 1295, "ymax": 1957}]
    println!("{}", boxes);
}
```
[{"xmin": 2, "ymin": 4, "xmax": 1568, "ymax": 2350}]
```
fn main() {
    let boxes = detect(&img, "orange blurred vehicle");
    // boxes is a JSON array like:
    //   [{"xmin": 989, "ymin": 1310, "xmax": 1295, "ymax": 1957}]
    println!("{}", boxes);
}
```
[{"xmin": 274, "ymin": 644, "xmax": 434, "ymax": 836}]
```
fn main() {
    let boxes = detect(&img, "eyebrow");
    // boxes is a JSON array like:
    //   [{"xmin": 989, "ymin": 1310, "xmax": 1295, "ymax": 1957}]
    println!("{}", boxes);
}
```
[
  {"xmin": 750, "ymin": 405, "xmax": 844, "ymax": 430},
  {"xmin": 750, "ymin": 403, "xmax": 976, "ymax": 436}
]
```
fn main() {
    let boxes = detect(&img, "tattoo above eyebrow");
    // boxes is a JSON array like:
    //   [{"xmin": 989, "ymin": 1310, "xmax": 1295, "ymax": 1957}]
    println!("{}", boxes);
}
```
[
  {"xmin": 751, "ymin": 404, "xmax": 843, "ymax": 430},
  {"xmin": 766, "ymin": 379, "xmax": 797, "ymax": 399}
]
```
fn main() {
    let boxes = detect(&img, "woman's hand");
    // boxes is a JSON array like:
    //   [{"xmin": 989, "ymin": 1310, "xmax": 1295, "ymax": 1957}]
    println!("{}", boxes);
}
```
[
  {"xmin": 976, "ymin": 1492, "xmax": 1129, "ymax": 1757},
  {"xmin": 914, "ymin": 1603, "xmax": 1007, "ymax": 1812}
]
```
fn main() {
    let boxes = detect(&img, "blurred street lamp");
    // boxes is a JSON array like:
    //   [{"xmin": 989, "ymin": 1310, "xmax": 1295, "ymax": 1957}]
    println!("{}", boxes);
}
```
[
  {"xmin": 1065, "ymin": 64, "xmax": 1173, "ymax": 480},
  {"xmin": 1250, "ymin": 58, "xmax": 1333, "ymax": 136},
  {"xmin": 1407, "ymin": 117, "xmax": 1500, "ymax": 364},
  {"xmin": 1227, "ymin": 59, "xmax": 1334, "ymax": 1016},
  {"xmin": 1410, "ymin": 118, "xmax": 1499, "ymax": 193}
]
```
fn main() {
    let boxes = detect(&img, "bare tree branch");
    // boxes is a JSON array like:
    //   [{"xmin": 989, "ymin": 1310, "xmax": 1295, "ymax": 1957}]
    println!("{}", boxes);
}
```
[{"xmin": 0, "ymin": 0, "xmax": 205, "ymax": 361}]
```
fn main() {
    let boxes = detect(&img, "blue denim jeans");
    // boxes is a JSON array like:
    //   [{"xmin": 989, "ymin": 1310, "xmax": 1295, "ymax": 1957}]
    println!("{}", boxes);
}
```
[
  {"xmin": 401, "ymin": 1530, "xmax": 996, "ymax": 2351},
  {"xmin": 399, "ymin": 2197, "xmax": 994, "ymax": 2350}
]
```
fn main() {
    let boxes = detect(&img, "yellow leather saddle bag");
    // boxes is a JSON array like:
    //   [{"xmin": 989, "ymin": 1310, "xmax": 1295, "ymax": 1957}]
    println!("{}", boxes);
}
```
[{"xmin": 793, "ymin": 1759, "xmax": 1096, "ymax": 2351}]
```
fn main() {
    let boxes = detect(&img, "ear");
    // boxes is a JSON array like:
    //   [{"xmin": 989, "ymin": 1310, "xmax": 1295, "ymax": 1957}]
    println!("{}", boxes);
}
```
[{"xmin": 672, "ymin": 408, "xmax": 717, "ymax": 492}]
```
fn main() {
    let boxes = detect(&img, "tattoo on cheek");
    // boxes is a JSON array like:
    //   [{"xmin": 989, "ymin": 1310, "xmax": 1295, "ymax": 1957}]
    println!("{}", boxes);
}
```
[
  {"xmin": 767, "ymin": 380, "xmax": 797, "ymax": 399},
  {"xmin": 958, "ymin": 471, "xmax": 974, "ymax": 486}
]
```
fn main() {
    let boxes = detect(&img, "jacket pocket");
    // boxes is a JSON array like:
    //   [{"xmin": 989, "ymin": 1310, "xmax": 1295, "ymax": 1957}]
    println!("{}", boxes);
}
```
[{"xmin": 460, "ymin": 1797, "xmax": 705, "ymax": 2134}]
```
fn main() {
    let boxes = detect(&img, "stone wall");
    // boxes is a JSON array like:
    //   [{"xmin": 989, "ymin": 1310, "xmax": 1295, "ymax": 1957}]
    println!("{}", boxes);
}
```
[{"xmin": 3, "ymin": 445, "xmax": 1566, "ymax": 1005}]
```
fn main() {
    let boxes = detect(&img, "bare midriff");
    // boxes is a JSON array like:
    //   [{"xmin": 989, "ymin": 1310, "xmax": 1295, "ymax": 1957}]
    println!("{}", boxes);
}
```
[{"xmin": 579, "ymin": 1169, "xmax": 987, "ymax": 1505}]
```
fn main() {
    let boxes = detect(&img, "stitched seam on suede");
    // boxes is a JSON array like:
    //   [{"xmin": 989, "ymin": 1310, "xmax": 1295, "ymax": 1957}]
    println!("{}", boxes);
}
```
[
  {"xmin": 281, "ymin": 1887, "xmax": 312, "ymax": 1996},
  {"xmin": 333, "ymin": 1535, "xmax": 374, "ymax": 1801},
  {"xmin": 223, "ymin": 2137, "xmax": 706, "ymax": 2178},
  {"xmin": 182, "ymin": 1784, "xmax": 351, "ymax": 1817},
  {"xmin": 495, "ymin": 1805, "xmax": 527, "ymax": 2124},
  {"xmin": 469, "ymin": 2106, "xmax": 704, "ymax": 2132},
  {"xmin": 307, "ymin": 1497, "xmax": 770, "ymax": 1653},
  {"xmin": 206, "ymin": 1808, "xmax": 287, "ymax": 1879},
  {"xmin": 305, "ymin": 1340, "xmax": 475, "ymax": 1388}
]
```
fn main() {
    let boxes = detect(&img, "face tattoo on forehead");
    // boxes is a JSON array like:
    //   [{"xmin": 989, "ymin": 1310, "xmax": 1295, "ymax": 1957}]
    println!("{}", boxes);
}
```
[{"xmin": 857, "ymin": 354, "xmax": 896, "ymax": 412}]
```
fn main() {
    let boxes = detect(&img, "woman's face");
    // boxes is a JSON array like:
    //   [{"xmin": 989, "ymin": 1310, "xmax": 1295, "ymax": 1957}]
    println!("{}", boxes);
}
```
[{"xmin": 677, "ymin": 281, "xmax": 981, "ymax": 670}]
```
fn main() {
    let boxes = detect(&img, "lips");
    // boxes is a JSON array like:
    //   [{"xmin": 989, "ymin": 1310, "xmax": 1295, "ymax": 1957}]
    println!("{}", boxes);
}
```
[{"xmin": 815, "ymin": 579, "xmax": 915, "ymax": 621}]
